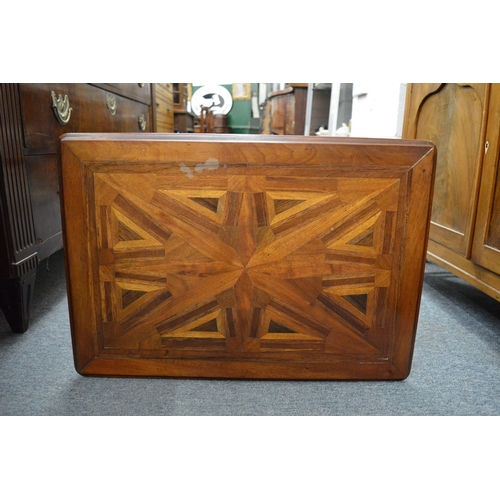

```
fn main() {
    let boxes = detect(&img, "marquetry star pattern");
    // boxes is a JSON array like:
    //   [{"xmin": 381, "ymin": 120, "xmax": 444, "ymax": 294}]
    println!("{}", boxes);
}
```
[{"xmin": 94, "ymin": 167, "xmax": 399, "ymax": 357}]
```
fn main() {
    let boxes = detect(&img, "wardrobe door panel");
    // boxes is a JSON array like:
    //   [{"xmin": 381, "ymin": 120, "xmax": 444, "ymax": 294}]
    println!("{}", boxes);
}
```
[
  {"xmin": 471, "ymin": 85, "xmax": 500, "ymax": 274},
  {"xmin": 404, "ymin": 83, "xmax": 489, "ymax": 256}
]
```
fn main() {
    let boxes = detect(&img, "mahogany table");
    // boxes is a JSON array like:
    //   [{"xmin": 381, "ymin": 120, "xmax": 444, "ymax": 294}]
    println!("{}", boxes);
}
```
[{"xmin": 59, "ymin": 134, "xmax": 435, "ymax": 379}]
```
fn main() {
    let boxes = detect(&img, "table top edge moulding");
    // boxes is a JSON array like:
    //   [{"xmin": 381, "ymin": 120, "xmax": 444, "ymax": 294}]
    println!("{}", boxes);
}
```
[{"xmin": 59, "ymin": 133, "xmax": 436, "ymax": 380}]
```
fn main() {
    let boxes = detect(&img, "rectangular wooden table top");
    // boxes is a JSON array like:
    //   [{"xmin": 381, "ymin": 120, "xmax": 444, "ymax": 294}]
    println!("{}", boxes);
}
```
[{"xmin": 59, "ymin": 133, "xmax": 435, "ymax": 379}]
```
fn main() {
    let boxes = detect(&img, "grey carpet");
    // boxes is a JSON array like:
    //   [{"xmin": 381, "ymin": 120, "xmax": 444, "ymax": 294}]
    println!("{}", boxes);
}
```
[{"xmin": 1, "ymin": 250, "xmax": 499, "ymax": 416}]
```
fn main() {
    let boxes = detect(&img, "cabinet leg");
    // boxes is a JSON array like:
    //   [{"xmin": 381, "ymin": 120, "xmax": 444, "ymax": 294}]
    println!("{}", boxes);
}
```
[{"xmin": 0, "ymin": 268, "xmax": 37, "ymax": 333}]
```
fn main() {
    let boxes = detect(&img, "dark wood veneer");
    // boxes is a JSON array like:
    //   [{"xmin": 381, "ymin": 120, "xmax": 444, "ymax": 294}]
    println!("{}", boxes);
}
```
[{"xmin": 0, "ymin": 83, "xmax": 154, "ymax": 332}]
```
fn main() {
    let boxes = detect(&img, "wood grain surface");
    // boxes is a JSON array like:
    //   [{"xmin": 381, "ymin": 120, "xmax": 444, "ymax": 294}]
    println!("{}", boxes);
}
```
[
  {"xmin": 402, "ymin": 83, "xmax": 487, "ymax": 257},
  {"xmin": 59, "ymin": 134, "xmax": 435, "ymax": 379}
]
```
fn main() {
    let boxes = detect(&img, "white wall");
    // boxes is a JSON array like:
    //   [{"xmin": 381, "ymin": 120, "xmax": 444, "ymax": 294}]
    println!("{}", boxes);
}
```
[{"xmin": 349, "ymin": 83, "xmax": 407, "ymax": 138}]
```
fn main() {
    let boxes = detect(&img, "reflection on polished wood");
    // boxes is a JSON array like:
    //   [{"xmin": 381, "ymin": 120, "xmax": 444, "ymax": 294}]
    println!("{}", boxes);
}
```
[{"xmin": 60, "ymin": 134, "xmax": 435, "ymax": 379}]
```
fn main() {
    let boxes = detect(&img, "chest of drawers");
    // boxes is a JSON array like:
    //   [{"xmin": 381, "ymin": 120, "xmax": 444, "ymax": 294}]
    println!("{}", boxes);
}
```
[
  {"xmin": 0, "ymin": 83, "xmax": 154, "ymax": 332},
  {"xmin": 154, "ymin": 83, "xmax": 174, "ymax": 133}
]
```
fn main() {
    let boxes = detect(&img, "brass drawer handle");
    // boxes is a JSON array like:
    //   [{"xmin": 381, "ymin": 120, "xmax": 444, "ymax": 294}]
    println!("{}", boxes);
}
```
[
  {"xmin": 138, "ymin": 114, "xmax": 147, "ymax": 131},
  {"xmin": 138, "ymin": 83, "xmax": 145, "ymax": 88},
  {"xmin": 51, "ymin": 91, "xmax": 72, "ymax": 125},
  {"xmin": 106, "ymin": 93, "xmax": 117, "ymax": 115}
]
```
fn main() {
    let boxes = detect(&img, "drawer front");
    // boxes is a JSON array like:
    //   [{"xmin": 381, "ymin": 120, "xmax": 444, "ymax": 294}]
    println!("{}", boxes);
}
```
[
  {"xmin": 99, "ymin": 83, "xmax": 151, "ymax": 104},
  {"xmin": 157, "ymin": 83, "xmax": 174, "ymax": 97},
  {"xmin": 20, "ymin": 83, "xmax": 152, "ymax": 154},
  {"xmin": 155, "ymin": 83, "xmax": 174, "ymax": 132}
]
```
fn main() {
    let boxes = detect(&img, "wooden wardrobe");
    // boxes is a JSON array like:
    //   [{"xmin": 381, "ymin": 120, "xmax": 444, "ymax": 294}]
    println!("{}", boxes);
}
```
[{"xmin": 403, "ymin": 83, "xmax": 500, "ymax": 301}]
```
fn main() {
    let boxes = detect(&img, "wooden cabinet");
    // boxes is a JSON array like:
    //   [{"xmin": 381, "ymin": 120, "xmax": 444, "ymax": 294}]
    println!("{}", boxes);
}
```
[
  {"xmin": 171, "ymin": 84, "xmax": 195, "ymax": 132},
  {"xmin": 403, "ymin": 83, "xmax": 500, "ymax": 301},
  {"xmin": 154, "ymin": 83, "xmax": 174, "ymax": 132},
  {"xmin": 470, "ymin": 85, "xmax": 500, "ymax": 279},
  {"xmin": 174, "ymin": 110, "xmax": 195, "ymax": 133},
  {"xmin": 268, "ymin": 84, "xmax": 308, "ymax": 135},
  {"xmin": 172, "ymin": 83, "xmax": 190, "ymax": 111},
  {"xmin": 0, "ymin": 83, "xmax": 154, "ymax": 333}
]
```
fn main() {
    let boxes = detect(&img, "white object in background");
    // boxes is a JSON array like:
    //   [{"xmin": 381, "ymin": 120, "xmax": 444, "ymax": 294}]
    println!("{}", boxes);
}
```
[
  {"xmin": 251, "ymin": 94, "xmax": 260, "ymax": 118},
  {"xmin": 315, "ymin": 126, "xmax": 329, "ymax": 136},
  {"xmin": 259, "ymin": 84, "xmax": 267, "ymax": 105},
  {"xmin": 327, "ymin": 84, "xmax": 341, "ymax": 136},
  {"xmin": 304, "ymin": 83, "xmax": 342, "ymax": 136},
  {"xmin": 352, "ymin": 83, "xmax": 369, "ymax": 98},
  {"xmin": 304, "ymin": 83, "xmax": 314, "ymax": 135},
  {"xmin": 350, "ymin": 83, "xmax": 405, "ymax": 138},
  {"xmin": 191, "ymin": 85, "xmax": 233, "ymax": 116},
  {"xmin": 336, "ymin": 123, "xmax": 350, "ymax": 136}
]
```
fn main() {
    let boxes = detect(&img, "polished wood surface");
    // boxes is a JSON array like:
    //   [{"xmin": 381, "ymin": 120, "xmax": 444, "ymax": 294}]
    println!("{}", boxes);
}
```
[
  {"xmin": 60, "ymin": 134, "xmax": 435, "ymax": 379},
  {"xmin": 20, "ymin": 84, "xmax": 152, "ymax": 154},
  {"xmin": 175, "ymin": 111, "xmax": 195, "ymax": 133},
  {"xmin": 403, "ymin": 83, "xmax": 487, "ymax": 257},
  {"xmin": 268, "ymin": 85, "xmax": 307, "ymax": 135},
  {"xmin": 403, "ymin": 83, "xmax": 500, "ymax": 302},
  {"xmin": 471, "ymin": 84, "xmax": 500, "ymax": 276},
  {"xmin": 96, "ymin": 83, "xmax": 152, "ymax": 104},
  {"xmin": 0, "ymin": 84, "xmax": 38, "ymax": 333},
  {"xmin": 172, "ymin": 83, "xmax": 190, "ymax": 111},
  {"xmin": 154, "ymin": 83, "xmax": 174, "ymax": 133},
  {"xmin": 212, "ymin": 114, "xmax": 231, "ymax": 133},
  {"xmin": 0, "ymin": 83, "xmax": 154, "ymax": 332}
]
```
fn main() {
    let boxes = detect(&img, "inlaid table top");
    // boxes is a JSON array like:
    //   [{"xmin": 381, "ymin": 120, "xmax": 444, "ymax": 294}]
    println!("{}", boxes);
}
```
[{"xmin": 60, "ymin": 134, "xmax": 435, "ymax": 379}]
